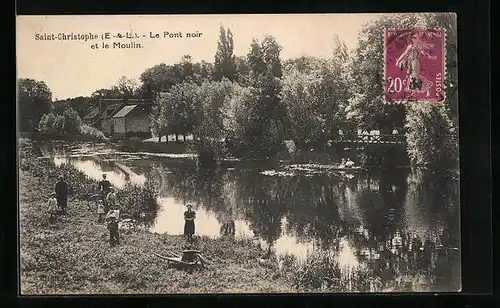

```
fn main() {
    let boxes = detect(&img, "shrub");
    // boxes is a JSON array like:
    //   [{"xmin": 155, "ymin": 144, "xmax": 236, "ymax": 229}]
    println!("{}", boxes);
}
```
[
  {"xmin": 19, "ymin": 145, "xmax": 158, "ymax": 219},
  {"xmin": 79, "ymin": 124, "xmax": 108, "ymax": 142},
  {"xmin": 277, "ymin": 250, "xmax": 374, "ymax": 292},
  {"xmin": 38, "ymin": 106, "xmax": 107, "ymax": 142},
  {"xmin": 116, "ymin": 183, "xmax": 159, "ymax": 219},
  {"xmin": 405, "ymin": 103, "xmax": 458, "ymax": 170}
]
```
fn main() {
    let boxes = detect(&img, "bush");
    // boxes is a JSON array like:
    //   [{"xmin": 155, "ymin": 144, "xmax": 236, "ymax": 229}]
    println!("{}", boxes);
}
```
[
  {"xmin": 19, "ymin": 144, "xmax": 158, "ymax": 218},
  {"xmin": 116, "ymin": 183, "xmax": 159, "ymax": 219},
  {"xmin": 79, "ymin": 124, "xmax": 108, "ymax": 141},
  {"xmin": 38, "ymin": 106, "xmax": 107, "ymax": 142},
  {"xmin": 277, "ymin": 251, "xmax": 373, "ymax": 292},
  {"xmin": 405, "ymin": 103, "xmax": 458, "ymax": 170}
]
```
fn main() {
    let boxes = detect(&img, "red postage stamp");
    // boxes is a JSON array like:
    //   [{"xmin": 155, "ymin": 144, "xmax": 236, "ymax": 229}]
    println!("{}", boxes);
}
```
[{"xmin": 384, "ymin": 29, "xmax": 445, "ymax": 103}]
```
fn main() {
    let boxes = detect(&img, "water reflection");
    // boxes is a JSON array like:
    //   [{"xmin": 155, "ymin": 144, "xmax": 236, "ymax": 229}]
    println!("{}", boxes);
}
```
[{"xmin": 37, "ymin": 143, "xmax": 460, "ymax": 291}]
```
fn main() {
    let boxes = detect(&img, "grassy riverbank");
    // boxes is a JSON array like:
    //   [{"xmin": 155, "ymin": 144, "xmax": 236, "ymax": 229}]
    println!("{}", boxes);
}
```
[{"xmin": 19, "ymin": 169, "xmax": 296, "ymax": 294}]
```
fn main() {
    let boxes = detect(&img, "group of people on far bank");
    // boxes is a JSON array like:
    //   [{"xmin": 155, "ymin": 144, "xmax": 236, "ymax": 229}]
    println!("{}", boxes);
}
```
[{"xmin": 47, "ymin": 173, "xmax": 198, "ymax": 246}]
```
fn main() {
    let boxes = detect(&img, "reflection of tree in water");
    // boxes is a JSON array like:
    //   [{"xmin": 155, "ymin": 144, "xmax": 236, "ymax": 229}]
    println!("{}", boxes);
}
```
[
  {"xmin": 147, "ymin": 160, "xmax": 235, "ymax": 229},
  {"xmin": 342, "ymin": 168, "xmax": 461, "ymax": 291},
  {"xmin": 281, "ymin": 175, "xmax": 342, "ymax": 251},
  {"xmin": 232, "ymin": 171, "xmax": 287, "ymax": 251},
  {"xmin": 144, "ymin": 158, "xmax": 460, "ymax": 291},
  {"xmin": 401, "ymin": 168, "xmax": 460, "ymax": 290}
]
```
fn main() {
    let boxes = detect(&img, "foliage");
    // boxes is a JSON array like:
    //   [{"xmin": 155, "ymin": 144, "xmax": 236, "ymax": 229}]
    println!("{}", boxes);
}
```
[
  {"xmin": 239, "ymin": 35, "xmax": 286, "ymax": 158},
  {"xmin": 139, "ymin": 58, "xmax": 213, "ymax": 99},
  {"xmin": 115, "ymin": 76, "xmax": 140, "ymax": 98},
  {"xmin": 192, "ymin": 79, "xmax": 235, "ymax": 162},
  {"xmin": 404, "ymin": 103, "xmax": 457, "ymax": 169},
  {"xmin": 234, "ymin": 56, "xmax": 251, "ymax": 86},
  {"xmin": 213, "ymin": 26, "xmax": 236, "ymax": 81},
  {"xmin": 281, "ymin": 55, "xmax": 350, "ymax": 147},
  {"xmin": 38, "ymin": 107, "xmax": 82, "ymax": 136},
  {"xmin": 18, "ymin": 78, "xmax": 53, "ymax": 132},
  {"xmin": 139, "ymin": 63, "xmax": 183, "ymax": 97},
  {"xmin": 79, "ymin": 124, "xmax": 108, "ymax": 141},
  {"xmin": 53, "ymin": 97, "xmax": 98, "ymax": 119},
  {"xmin": 153, "ymin": 81, "xmax": 199, "ymax": 139},
  {"xmin": 345, "ymin": 14, "xmax": 424, "ymax": 133},
  {"xmin": 19, "ymin": 142, "xmax": 158, "ymax": 215},
  {"xmin": 38, "ymin": 104, "xmax": 107, "ymax": 141},
  {"xmin": 116, "ymin": 183, "xmax": 158, "ymax": 219}
]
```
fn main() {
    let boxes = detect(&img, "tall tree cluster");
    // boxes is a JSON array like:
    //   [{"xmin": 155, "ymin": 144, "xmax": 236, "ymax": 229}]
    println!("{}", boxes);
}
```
[{"xmin": 21, "ymin": 15, "xmax": 459, "ymax": 170}]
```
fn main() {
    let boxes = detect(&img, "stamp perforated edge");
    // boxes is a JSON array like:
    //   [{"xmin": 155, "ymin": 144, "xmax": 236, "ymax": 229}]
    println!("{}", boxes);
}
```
[{"xmin": 382, "ymin": 27, "xmax": 447, "ymax": 105}]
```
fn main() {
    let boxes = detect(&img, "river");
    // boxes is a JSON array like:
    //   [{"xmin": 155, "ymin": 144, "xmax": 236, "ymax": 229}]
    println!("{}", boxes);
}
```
[{"xmin": 36, "ymin": 141, "xmax": 461, "ymax": 291}]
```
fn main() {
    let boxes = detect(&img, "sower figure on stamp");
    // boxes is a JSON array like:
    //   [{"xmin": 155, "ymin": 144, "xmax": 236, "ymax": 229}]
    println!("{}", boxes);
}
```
[
  {"xmin": 395, "ymin": 33, "xmax": 437, "ymax": 97},
  {"xmin": 55, "ymin": 175, "xmax": 69, "ymax": 215}
]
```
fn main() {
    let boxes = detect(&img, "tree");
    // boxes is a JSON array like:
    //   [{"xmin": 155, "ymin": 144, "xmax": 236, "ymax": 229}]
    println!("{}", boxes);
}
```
[
  {"xmin": 193, "ymin": 60, "xmax": 214, "ymax": 82},
  {"xmin": 422, "ymin": 13, "xmax": 458, "ymax": 126},
  {"xmin": 114, "ymin": 76, "xmax": 140, "ymax": 98},
  {"xmin": 91, "ymin": 88, "xmax": 122, "ymax": 99},
  {"xmin": 240, "ymin": 35, "xmax": 286, "ymax": 157},
  {"xmin": 346, "ymin": 13, "xmax": 428, "ymax": 133},
  {"xmin": 53, "ymin": 96, "xmax": 97, "ymax": 118},
  {"xmin": 213, "ymin": 26, "xmax": 236, "ymax": 81},
  {"xmin": 18, "ymin": 78, "xmax": 52, "ymax": 132},
  {"xmin": 281, "ymin": 67, "xmax": 321, "ymax": 145},
  {"xmin": 234, "ymin": 56, "xmax": 251, "ymax": 86},
  {"xmin": 281, "ymin": 55, "xmax": 351, "ymax": 148},
  {"xmin": 38, "ymin": 106, "xmax": 83, "ymax": 136},
  {"xmin": 192, "ymin": 79, "xmax": 235, "ymax": 163},
  {"xmin": 139, "ymin": 63, "xmax": 182, "ymax": 98},
  {"xmin": 247, "ymin": 39, "xmax": 266, "ymax": 77},
  {"xmin": 405, "ymin": 103, "xmax": 457, "ymax": 169},
  {"xmin": 153, "ymin": 81, "xmax": 198, "ymax": 142}
]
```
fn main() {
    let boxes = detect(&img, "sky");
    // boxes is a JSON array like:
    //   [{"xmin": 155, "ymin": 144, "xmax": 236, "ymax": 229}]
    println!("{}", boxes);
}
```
[{"xmin": 17, "ymin": 14, "xmax": 384, "ymax": 100}]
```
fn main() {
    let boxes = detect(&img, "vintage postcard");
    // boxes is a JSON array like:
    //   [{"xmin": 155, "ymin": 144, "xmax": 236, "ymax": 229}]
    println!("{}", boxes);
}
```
[{"xmin": 16, "ymin": 13, "xmax": 460, "ymax": 294}]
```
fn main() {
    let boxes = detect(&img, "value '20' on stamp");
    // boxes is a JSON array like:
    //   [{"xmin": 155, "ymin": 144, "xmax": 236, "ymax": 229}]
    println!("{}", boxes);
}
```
[{"xmin": 384, "ymin": 29, "xmax": 445, "ymax": 103}]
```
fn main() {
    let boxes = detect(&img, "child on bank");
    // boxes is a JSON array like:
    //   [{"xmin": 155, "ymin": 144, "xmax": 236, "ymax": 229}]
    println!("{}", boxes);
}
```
[
  {"xmin": 47, "ymin": 193, "xmax": 59, "ymax": 223},
  {"xmin": 97, "ymin": 200, "xmax": 105, "ymax": 223},
  {"xmin": 106, "ymin": 210, "xmax": 120, "ymax": 247}
]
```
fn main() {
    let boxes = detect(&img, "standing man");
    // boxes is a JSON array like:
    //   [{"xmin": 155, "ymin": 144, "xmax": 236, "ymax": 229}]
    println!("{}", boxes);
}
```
[
  {"xmin": 55, "ymin": 175, "xmax": 69, "ymax": 214},
  {"xmin": 98, "ymin": 173, "xmax": 112, "ymax": 211}
]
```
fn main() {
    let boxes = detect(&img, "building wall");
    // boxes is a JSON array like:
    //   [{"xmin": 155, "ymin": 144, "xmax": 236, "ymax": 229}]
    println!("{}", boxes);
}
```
[
  {"xmin": 113, "ymin": 118, "xmax": 126, "ymax": 135},
  {"xmin": 125, "ymin": 110, "xmax": 151, "ymax": 135},
  {"xmin": 101, "ymin": 118, "xmax": 112, "ymax": 134}
]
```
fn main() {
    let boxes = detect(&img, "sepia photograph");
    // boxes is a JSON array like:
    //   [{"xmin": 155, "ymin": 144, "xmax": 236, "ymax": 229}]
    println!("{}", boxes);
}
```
[{"xmin": 17, "ymin": 13, "xmax": 460, "ymax": 294}]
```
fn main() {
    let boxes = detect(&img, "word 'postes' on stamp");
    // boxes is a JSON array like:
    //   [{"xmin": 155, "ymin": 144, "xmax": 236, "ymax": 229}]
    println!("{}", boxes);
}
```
[{"xmin": 384, "ymin": 29, "xmax": 445, "ymax": 103}]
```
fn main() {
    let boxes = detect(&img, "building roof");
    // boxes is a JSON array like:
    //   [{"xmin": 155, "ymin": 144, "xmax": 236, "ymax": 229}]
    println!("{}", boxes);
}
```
[
  {"xmin": 83, "ymin": 107, "xmax": 100, "ymax": 120},
  {"xmin": 113, "ymin": 104, "xmax": 138, "ymax": 118}
]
